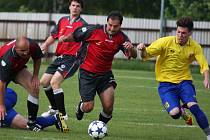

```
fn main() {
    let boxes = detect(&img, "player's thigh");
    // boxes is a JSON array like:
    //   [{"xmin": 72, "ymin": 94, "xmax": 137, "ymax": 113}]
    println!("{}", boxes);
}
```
[
  {"xmin": 10, "ymin": 114, "xmax": 27, "ymax": 129},
  {"xmin": 99, "ymin": 86, "xmax": 115, "ymax": 111},
  {"xmin": 158, "ymin": 83, "xmax": 180, "ymax": 113},
  {"xmin": 50, "ymin": 71, "xmax": 65, "ymax": 88},
  {"xmin": 180, "ymin": 80, "xmax": 197, "ymax": 106},
  {"xmin": 5, "ymin": 109, "xmax": 27, "ymax": 129},
  {"xmin": 40, "ymin": 73, "xmax": 53, "ymax": 87},
  {"xmin": 15, "ymin": 68, "xmax": 33, "ymax": 91}
]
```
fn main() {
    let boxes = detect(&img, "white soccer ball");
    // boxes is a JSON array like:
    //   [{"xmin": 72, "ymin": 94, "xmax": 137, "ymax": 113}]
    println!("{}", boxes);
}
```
[{"xmin": 88, "ymin": 120, "xmax": 107, "ymax": 139}]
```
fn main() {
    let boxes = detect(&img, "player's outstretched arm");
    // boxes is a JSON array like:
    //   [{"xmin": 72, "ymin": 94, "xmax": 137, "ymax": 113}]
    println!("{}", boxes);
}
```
[
  {"xmin": 0, "ymin": 81, "xmax": 6, "ymax": 121},
  {"xmin": 41, "ymin": 36, "xmax": 55, "ymax": 54},
  {"xmin": 203, "ymin": 70, "xmax": 210, "ymax": 89},
  {"xmin": 137, "ymin": 43, "xmax": 147, "ymax": 59}
]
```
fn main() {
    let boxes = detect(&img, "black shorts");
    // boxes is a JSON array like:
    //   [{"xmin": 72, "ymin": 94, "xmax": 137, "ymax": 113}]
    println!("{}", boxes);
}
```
[
  {"xmin": 79, "ymin": 69, "xmax": 117, "ymax": 102},
  {"xmin": 45, "ymin": 55, "xmax": 79, "ymax": 79}
]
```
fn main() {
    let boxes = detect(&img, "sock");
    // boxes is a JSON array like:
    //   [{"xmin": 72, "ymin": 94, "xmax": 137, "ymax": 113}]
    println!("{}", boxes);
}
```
[
  {"xmin": 189, "ymin": 104, "xmax": 209, "ymax": 129},
  {"xmin": 207, "ymin": 135, "xmax": 210, "ymax": 140},
  {"xmin": 53, "ymin": 88, "xmax": 66, "ymax": 116},
  {"xmin": 99, "ymin": 111, "xmax": 112, "ymax": 124},
  {"xmin": 27, "ymin": 95, "xmax": 39, "ymax": 122},
  {"xmin": 44, "ymin": 86, "xmax": 57, "ymax": 110},
  {"xmin": 204, "ymin": 127, "xmax": 210, "ymax": 136},
  {"xmin": 35, "ymin": 116, "xmax": 57, "ymax": 129}
]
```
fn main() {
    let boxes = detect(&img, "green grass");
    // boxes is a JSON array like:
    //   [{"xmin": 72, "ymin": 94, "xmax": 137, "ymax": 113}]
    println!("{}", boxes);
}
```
[{"xmin": 0, "ymin": 62, "xmax": 209, "ymax": 140}]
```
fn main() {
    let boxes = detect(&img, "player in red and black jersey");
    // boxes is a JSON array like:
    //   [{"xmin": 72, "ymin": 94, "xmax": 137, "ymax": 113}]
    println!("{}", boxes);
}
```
[
  {"xmin": 0, "ymin": 36, "xmax": 43, "ymax": 130},
  {"xmin": 40, "ymin": 0, "xmax": 87, "ymax": 124},
  {"xmin": 59, "ymin": 11, "xmax": 137, "ymax": 125}
]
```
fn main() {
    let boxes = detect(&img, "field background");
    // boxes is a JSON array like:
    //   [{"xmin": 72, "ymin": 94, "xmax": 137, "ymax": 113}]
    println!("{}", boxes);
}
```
[{"xmin": 0, "ymin": 60, "xmax": 210, "ymax": 140}]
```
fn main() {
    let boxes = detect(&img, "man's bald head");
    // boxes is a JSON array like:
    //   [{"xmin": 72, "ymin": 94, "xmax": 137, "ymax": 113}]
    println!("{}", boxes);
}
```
[{"xmin": 15, "ymin": 36, "xmax": 30, "ymax": 58}]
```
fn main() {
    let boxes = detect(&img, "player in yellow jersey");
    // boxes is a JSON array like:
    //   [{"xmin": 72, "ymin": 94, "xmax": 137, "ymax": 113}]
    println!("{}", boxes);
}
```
[{"xmin": 137, "ymin": 17, "xmax": 210, "ymax": 140}]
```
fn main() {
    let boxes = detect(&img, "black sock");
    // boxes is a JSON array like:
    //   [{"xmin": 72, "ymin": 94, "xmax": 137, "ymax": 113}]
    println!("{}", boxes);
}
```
[
  {"xmin": 99, "ymin": 112, "xmax": 112, "ymax": 124},
  {"xmin": 44, "ymin": 87, "xmax": 57, "ymax": 110},
  {"xmin": 54, "ymin": 89, "xmax": 66, "ymax": 116},
  {"xmin": 27, "ymin": 100, "xmax": 38, "ymax": 122}
]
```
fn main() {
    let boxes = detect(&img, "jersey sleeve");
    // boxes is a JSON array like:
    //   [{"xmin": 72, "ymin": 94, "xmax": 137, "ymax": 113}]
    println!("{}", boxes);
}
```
[
  {"xmin": 50, "ymin": 17, "xmax": 65, "ymax": 39},
  {"xmin": 194, "ymin": 44, "xmax": 209, "ymax": 74},
  {"xmin": 0, "ymin": 59, "xmax": 12, "ymax": 83},
  {"xmin": 119, "ymin": 33, "xmax": 131, "ymax": 58},
  {"xmin": 144, "ymin": 38, "xmax": 164, "ymax": 60},
  {"xmin": 29, "ymin": 40, "xmax": 43, "ymax": 60},
  {"xmin": 72, "ymin": 24, "xmax": 97, "ymax": 42}
]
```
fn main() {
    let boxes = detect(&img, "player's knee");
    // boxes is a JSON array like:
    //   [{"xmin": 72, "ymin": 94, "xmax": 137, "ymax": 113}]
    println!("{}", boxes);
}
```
[
  {"xmin": 187, "ymin": 102, "xmax": 197, "ymax": 108},
  {"xmin": 40, "ymin": 78, "xmax": 49, "ymax": 87},
  {"xmin": 103, "ymin": 106, "xmax": 113, "ymax": 115},
  {"xmin": 50, "ymin": 79, "xmax": 60, "ymax": 89},
  {"xmin": 169, "ymin": 107, "xmax": 180, "ymax": 119},
  {"xmin": 83, "ymin": 102, "xmax": 94, "ymax": 113}
]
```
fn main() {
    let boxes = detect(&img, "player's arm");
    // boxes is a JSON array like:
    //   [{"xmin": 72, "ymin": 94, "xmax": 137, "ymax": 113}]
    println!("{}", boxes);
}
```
[
  {"xmin": 41, "ymin": 36, "xmax": 55, "ymax": 54},
  {"xmin": 123, "ymin": 42, "xmax": 137, "ymax": 59},
  {"xmin": 0, "ymin": 80, "xmax": 6, "ymax": 120},
  {"xmin": 194, "ymin": 45, "xmax": 210, "ymax": 89},
  {"xmin": 59, "ymin": 25, "xmax": 97, "ymax": 43},
  {"xmin": 203, "ymin": 70, "xmax": 210, "ymax": 89},
  {"xmin": 137, "ymin": 43, "xmax": 147, "ymax": 59}
]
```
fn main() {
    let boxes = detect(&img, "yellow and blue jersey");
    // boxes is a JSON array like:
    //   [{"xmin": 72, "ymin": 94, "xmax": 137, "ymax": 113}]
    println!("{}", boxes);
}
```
[{"xmin": 144, "ymin": 36, "xmax": 209, "ymax": 83}]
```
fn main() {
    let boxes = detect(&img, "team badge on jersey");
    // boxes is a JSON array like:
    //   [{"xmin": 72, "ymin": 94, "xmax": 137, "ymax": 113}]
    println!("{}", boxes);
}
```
[
  {"xmin": 82, "ymin": 27, "xmax": 87, "ymax": 32},
  {"xmin": 1, "ymin": 60, "xmax": 6, "ymax": 66}
]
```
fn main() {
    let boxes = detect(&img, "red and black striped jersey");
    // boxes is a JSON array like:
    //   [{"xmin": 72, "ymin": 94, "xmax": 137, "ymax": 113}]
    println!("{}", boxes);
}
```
[
  {"xmin": 73, "ymin": 24, "xmax": 130, "ymax": 74},
  {"xmin": 51, "ymin": 15, "xmax": 87, "ymax": 56}
]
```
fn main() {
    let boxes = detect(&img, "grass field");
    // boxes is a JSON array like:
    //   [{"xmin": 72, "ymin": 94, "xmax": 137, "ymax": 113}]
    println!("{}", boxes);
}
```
[{"xmin": 0, "ymin": 62, "xmax": 210, "ymax": 140}]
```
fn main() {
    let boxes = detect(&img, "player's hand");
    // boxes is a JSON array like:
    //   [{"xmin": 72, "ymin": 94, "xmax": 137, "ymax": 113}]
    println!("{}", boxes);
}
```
[
  {"xmin": 32, "ymin": 75, "xmax": 40, "ymax": 90},
  {"xmin": 0, "ymin": 104, "xmax": 6, "ymax": 121},
  {"xmin": 40, "ymin": 44, "xmax": 47, "ymax": 54},
  {"xmin": 137, "ymin": 43, "xmax": 146, "ymax": 51},
  {"xmin": 203, "ymin": 79, "xmax": 210, "ymax": 89},
  {"xmin": 123, "ymin": 42, "xmax": 133, "ymax": 50},
  {"xmin": 58, "ymin": 35, "xmax": 66, "ymax": 42}
]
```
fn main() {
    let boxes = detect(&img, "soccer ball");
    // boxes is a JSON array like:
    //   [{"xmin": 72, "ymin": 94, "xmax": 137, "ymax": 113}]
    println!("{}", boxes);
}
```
[{"xmin": 88, "ymin": 120, "xmax": 107, "ymax": 139}]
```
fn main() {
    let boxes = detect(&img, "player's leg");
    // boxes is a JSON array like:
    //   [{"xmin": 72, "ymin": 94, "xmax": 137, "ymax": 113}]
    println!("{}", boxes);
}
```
[
  {"xmin": 181, "ymin": 80, "xmax": 210, "ymax": 137},
  {"xmin": 97, "ymin": 71, "xmax": 117, "ymax": 124},
  {"xmin": 15, "ymin": 68, "xmax": 39, "ymax": 124},
  {"xmin": 50, "ymin": 71, "xmax": 67, "ymax": 118},
  {"xmin": 40, "ymin": 59, "xmax": 60, "ymax": 117},
  {"xmin": 76, "ymin": 69, "xmax": 96, "ymax": 120},
  {"xmin": 5, "ymin": 88, "xmax": 17, "ymax": 110},
  {"xmin": 158, "ymin": 82, "xmax": 182, "ymax": 119},
  {"xmin": 98, "ymin": 86, "xmax": 114, "ymax": 124},
  {"xmin": 50, "ymin": 55, "xmax": 79, "ymax": 119}
]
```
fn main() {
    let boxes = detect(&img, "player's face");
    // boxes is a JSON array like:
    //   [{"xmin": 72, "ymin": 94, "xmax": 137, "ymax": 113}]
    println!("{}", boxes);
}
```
[
  {"xmin": 15, "ymin": 47, "xmax": 29, "ymax": 58},
  {"xmin": 69, "ymin": 1, "xmax": 82, "ymax": 18},
  {"xmin": 106, "ymin": 18, "xmax": 121, "ymax": 35},
  {"xmin": 176, "ymin": 26, "xmax": 192, "ymax": 46}
]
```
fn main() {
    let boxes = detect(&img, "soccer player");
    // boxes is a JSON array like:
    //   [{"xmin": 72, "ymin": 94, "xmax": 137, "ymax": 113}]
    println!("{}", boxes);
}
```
[
  {"xmin": 137, "ymin": 17, "xmax": 210, "ymax": 140},
  {"xmin": 59, "ymin": 11, "xmax": 137, "ymax": 125},
  {"xmin": 2, "ymin": 88, "xmax": 69, "ymax": 132},
  {"xmin": 0, "ymin": 36, "xmax": 43, "ymax": 130},
  {"xmin": 40, "ymin": 0, "xmax": 87, "ymax": 124}
]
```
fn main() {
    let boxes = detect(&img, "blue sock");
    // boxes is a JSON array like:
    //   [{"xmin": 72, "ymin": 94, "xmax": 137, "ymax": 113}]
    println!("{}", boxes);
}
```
[
  {"xmin": 189, "ymin": 104, "xmax": 209, "ymax": 129},
  {"xmin": 35, "ymin": 116, "xmax": 57, "ymax": 129}
]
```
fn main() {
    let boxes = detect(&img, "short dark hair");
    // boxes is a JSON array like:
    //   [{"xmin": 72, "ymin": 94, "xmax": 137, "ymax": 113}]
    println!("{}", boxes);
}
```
[
  {"xmin": 69, "ymin": 0, "xmax": 84, "ymax": 8},
  {"xmin": 107, "ymin": 11, "xmax": 123, "ymax": 25},
  {"xmin": 176, "ymin": 17, "xmax": 194, "ymax": 32}
]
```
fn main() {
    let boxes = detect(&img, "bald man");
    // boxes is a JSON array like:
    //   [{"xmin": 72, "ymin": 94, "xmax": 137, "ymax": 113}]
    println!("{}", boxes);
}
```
[{"xmin": 0, "ymin": 36, "xmax": 43, "ymax": 131}]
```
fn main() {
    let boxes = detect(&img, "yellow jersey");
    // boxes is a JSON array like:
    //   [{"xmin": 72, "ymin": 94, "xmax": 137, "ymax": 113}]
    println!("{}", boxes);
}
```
[{"xmin": 144, "ymin": 36, "xmax": 209, "ymax": 83}]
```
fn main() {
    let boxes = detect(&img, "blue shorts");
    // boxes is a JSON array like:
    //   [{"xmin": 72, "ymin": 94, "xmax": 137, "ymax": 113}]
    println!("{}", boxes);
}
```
[
  {"xmin": 4, "ymin": 108, "xmax": 18, "ymax": 126},
  {"xmin": 158, "ymin": 80, "xmax": 197, "ymax": 113},
  {"xmin": 2, "ymin": 88, "xmax": 18, "ymax": 127}
]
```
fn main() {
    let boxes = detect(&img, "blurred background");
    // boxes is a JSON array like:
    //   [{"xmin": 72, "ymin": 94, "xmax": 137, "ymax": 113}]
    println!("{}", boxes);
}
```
[{"xmin": 0, "ymin": 0, "xmax": 210, "ymax": 63}]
